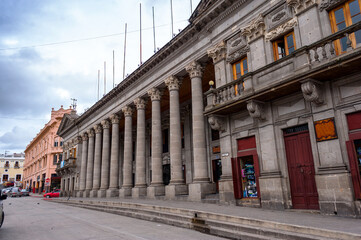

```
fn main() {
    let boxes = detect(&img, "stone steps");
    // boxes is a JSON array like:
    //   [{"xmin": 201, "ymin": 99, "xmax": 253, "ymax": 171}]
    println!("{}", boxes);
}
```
[
  {"xmin": 49, "ymin": 199, "xmax": 360, "ymax": 240},
  {"xmin": 202, "ymin": 193, "xmax": 220, "ymax": 204}
]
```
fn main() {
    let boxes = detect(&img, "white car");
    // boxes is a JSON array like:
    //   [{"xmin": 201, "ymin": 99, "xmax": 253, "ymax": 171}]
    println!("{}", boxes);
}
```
[{"xmin": 0, "ymin": 191, "xmax": 7, "ymax": 228}]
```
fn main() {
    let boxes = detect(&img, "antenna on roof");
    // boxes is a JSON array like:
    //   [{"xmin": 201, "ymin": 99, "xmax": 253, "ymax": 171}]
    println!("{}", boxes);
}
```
[
  {"xmin": 70, "ymin": 98, "xmax": 77, "ymax": 110},
  {"xmin": 190, "ymin": 0, "xmax": 193, "ymax": 14},
  {"xmin": 123, "ymin": 23, "xmax": 127, "ymax": 80}
]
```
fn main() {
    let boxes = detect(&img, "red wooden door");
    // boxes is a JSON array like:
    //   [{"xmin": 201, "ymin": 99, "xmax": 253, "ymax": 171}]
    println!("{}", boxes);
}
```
[{"xmin": 284, "ymin": 131, "xmax": 319, "ymax": 209}]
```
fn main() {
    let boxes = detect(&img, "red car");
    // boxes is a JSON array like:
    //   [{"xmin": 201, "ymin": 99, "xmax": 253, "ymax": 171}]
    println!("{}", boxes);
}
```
[{"xmin": 43, "ymin": 189, "xmax": 60, "ymax": 198}]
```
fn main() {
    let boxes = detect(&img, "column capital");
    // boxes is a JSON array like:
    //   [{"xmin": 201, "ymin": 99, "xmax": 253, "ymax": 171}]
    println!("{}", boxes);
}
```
[
  {"xmin": 101, "ymin": 119, "xmax": 111, "ymax": 129},
  {"xmin": 134, "ymin": 97, "xmax": 147, "ymax": 110},
  {"xmin": 87, "ymin": 128, "xmax": 95, "ymax": 138},
  {"xmin": 81, "ymin": 132, "xmax": 89, "ymax": 141},
  {"xmin": 185, "ymin": 61, "xmax": 204, "ymax": 79},
  {"xmin": 207, "ymin": 41, "xmax": 227, "ymax": 64},
  {"xmin": 122, "ymin": 105, "xmax": 134, "ymax": 117},
  {"xmin": 110, "ymin": 113, "xmax": 120, "ymax": 124},
  {"xmin": 147, "ymin": 88, "xmax": 162, "ymax": 101},
  {"xmin": 74, "ymin": 136, "xmax": 82, "ymax": 144},
  {"xmin": 94, "ymin": 124, "xmax": 103, "ymax": 134},
  {"xmin": 165, "ymin": 75, "xmax": 182, "ymax": 91}
]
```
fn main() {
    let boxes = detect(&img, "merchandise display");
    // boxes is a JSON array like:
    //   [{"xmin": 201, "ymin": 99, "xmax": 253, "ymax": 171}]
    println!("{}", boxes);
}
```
[{"xmin": 241, "ymin": 159, "xmax": 257, "ymax": 198}]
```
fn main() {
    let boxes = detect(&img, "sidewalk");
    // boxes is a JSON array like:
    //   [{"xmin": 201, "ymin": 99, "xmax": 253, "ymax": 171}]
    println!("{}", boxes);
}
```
[{"xmin": 55, "ymin": 196, "xmax": 361, "ymax": 236}]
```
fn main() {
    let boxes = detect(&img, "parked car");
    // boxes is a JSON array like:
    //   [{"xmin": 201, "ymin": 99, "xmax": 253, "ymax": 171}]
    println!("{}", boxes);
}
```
[
  {"xmin": 20, "ymin": 189, "xmax": 30, "ymax": 197},
  {"xmin": 43, "ymin": 189, "xmax": 60, "ymax": 198},
  {"xmin": 2, "ymin": 187, "xmax": 13, "ymax": 195},
  {"xmin": 0, "ymin": 191, "xmax": 7, "ymax": 228},
  {"xmin": 9, "ymin": 187, "xmax": 22, "ymax": 197}
]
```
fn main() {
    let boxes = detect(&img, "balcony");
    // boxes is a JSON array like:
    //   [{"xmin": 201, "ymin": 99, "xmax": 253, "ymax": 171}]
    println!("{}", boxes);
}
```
[
  {"xmin": 205, "ymin": 22, "xmax": 361, "ymax": 115},
  {"xmin": 56, "ymin": 157, "xmax": 77, "ymax": 176}
]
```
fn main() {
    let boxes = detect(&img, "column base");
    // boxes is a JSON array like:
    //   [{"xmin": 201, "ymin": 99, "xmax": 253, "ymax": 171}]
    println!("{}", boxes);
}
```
[
  {"xmin": 119, "ymin": 187, "xmax": 132, "ymax": 198},
  {"xmin": 98, "ymin": 189, "xmax": 107, "ymax": 198},
  {"xmin": 90, "ymin": 189, "xmax": 99, "ymax": 198},
  {"xmin": 165, "ymin": 184, "xmax": 188, "ymax": 200},
  {"xmin": 84, "ymin": 190, "xmax": 91, "ymax": 198},
  {"xmin": 147, "ymin": 185, "xmax": 165, "ymax": 199},
  {"xmin": 132, "ymin": 187, "xmax": 147, "ymax": 198},
  {"xmin": 76, "ymin": 191, "xmax": 84, "ymax": 198},
  {"xmin": 106, "ymin": 188, "xmax": 119, "ymax": 198},
  {"xmin": 188, "ymin": 182, "xmax": 216, "ymax": 202},
  {"xmin": 218, "ymin": 177, "xmax": 235, "ymax": 204}
]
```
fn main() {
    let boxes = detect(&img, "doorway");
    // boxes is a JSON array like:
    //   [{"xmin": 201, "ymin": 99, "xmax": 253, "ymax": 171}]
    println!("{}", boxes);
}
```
[
  {"xmin": 284, "ymin": 125, "xmax": 319, "ymax": 210},
  {"xmin": 212, "ymin": 159, "xmax": 222, "ymax": 192}
]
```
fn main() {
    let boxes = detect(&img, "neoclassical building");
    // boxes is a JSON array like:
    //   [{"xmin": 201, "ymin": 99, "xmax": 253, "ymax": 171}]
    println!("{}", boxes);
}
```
[
  {"xmin": 57, "ymin": 0, "xmax": 361, "ymax": 217},
  {"xmin": 23, "ymin": 106, "xmax": 73, "ymax": 193}
]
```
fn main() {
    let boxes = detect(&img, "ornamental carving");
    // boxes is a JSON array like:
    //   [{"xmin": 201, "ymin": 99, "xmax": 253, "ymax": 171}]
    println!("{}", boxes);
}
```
[
  {"xmin": 101, "ymin": 119, "xmax": 111, "ymax": 129},
  {"xmin": 226, "ymin": 46, "xmax": 250, "ymax": 63},
  {"xmin": 287, "ymin": 0, "xmax": 316, "ymax": 14},
  {"xmin": 94, "ymin": 124, "xmax": 103, "ymax": 134},
  {"xmin": 208, "ymin": 115, "xmax": 226, "ymax": 132},
  {"xmin": 148, "ymin": 88, "xmax": 162, "ymax": 101},
  {"xmin": 110, "ymin": 113, "xmax": 120, "ymax": 124},
  {"xmin": 74, "ymin": 136, "xmax": 82, "ymax": 145},
  {"xmin": 265, "ymin": 18, "xmax": 298, "ymax": 41},
  {"xmin": 226, "ymin": 32, "xmax": 249, "ymax": 63},
  {"xmin": 301, "ymin": 79, "xmax": 324, "ymax": 105},
  {"xmin": 122, "ymin": 105, "xmax": 134, "ymax": 117},
  {"xmin": 165, "ymin": 75, "xmax": 182, "ymax": 91},
  {"xmin": 207, "ymin": 41, "xmax": 227, "ymax": 64},
  {"xmin": 185, "ymin": 61, "xmax": 204, "ymax": 79},
  {"xmin": 81, "ymin": 133, "xmax": 88, "ymax": 142},
  {"xmin": 319, "ymin": 0, "xmax": 342, "ymax": 11},
  {"xmin": 247, "ymin": 100, "xmax": 266, "ymax": 120},
  {"xmin": 87, "ymin": 129, "xmax": 95, "ymax": 138},
  {"xmin": 134, "ymin": 97, "xmax": 147, "ymax": 110},
  {"xmin": 241, "ymin": 14, "xmax": 266, "ymax": 43},
  {"xmin": 265, "ymin": 4, "xmax": 292, "ymax": 30}
]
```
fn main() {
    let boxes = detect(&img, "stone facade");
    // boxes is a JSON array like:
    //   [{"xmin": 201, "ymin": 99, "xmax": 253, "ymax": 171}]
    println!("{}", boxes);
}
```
[{"xmin": 57, "ymin": 0, "xmax": 361, "ymax": 217}]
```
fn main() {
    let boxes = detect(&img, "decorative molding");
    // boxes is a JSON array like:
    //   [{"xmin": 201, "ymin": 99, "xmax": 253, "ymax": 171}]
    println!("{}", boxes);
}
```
[
  {"xmin": 94, "ymin": 124, "xmax": 103, "ymax": 134},
  {"xmin": 74, "ymin": 136, "xmax": 82, "ymax": 145},
  {"xmin": 134, "ymin": 97, "xmax": 147, "ymax": 110},
  {"xmin": 241, "ymin": 14, "xmax": 266, "ymax": 43},
  {"xmin": 147, "ymin": 88, "xmax": 162, "ymax": 101},
  {"xmin": 265, "ymin": 17, "xmax": 298, "ymax": 41},
  {"xmin": 319, "ymin": 0, "xmax": 344, "ymax": 11},
  {"xmin": 101, "ymin": 119, "xmax": 111, "ymax": 129},
  {"xmin": 265, "ymin": 3, "xmax": 293, "ymax": 30},
  {"xmin": 226, "ymin": 32, "xmax": 249, "ymax": 63},
  {"xmin": 165, "ymin": 75, "xmax": 182, "ymax": 91},
  {"xmin": 185, "ymin": 61, "xmax": 204, "ymax": 79},
  {"xmin": 207, "ymin": 41, "xmax": 227, "ymax": 63},
  {"xmin": 247, "ymin": 100, "xmax": 266, "ymax": 120},
  {"xmin": 208, "ymin": 115, "xmax": 226, "ymax": 132},
  {"xmin": 87, "ymin": 129, "xmax": 95, "ymax": 138},
  {"xmin": 226, "ymin": 46, "xmax": 250, "ymax": 63},
  {"xmin": 122, "ymin": 105, "xmax": 134, "ymax": 117},
  {"xmin": 287, "ymin": 0, "xmax": 316, "ymax": 14},
  {"xmin": 110, "ymin": 113, "xmax": 120, "ymax": 124},
  {"xmin": 81, "ymin": 133, "xmax": 88, "ymax": 142},
  {"xmin": 301, "ymin": 79, "xmax": 324, "ymax": 105}
]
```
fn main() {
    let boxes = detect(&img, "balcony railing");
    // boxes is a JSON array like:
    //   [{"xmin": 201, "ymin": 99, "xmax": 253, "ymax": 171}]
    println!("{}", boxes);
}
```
[
  {"xmin": 56, "ymin": 157, "xmax": 77, "ymax": 174},
  {"xmin": 205, "ymin": 21, "xmax": 361, "ymax": 112}
]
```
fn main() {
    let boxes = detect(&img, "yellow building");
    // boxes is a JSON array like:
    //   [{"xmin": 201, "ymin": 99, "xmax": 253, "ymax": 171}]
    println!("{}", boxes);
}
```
[{"xmin": 0, "ymin": 153, "xmax": 25, "ymax": 187}]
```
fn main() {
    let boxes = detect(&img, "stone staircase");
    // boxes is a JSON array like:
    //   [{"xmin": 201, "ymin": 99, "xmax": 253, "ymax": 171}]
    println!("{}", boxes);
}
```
[{"xmin": 48, "ymin": 199, "xmax": 360, "ymax": 240}]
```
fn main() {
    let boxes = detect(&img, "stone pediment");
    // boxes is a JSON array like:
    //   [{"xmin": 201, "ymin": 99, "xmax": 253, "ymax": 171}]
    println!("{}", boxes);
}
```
[{"xmin": 57, "ymin": 113, "xmax": 77, "ymax": 136}]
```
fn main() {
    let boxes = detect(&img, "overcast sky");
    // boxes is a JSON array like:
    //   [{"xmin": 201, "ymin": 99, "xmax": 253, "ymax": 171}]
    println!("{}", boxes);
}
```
[{"xmin": 0, "ymin": 0, "xmax": 200, "ymax": 155}]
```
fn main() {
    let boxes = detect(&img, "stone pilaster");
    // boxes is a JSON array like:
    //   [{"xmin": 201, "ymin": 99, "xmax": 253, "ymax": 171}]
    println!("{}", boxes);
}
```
[
  {"xmin": 164, "ymin": 76, "xmax": 188, "ymax": 199},
  {"xmin": 90, "ymin": 124, "xmax": 102, "ymax": 198},
  {"xmin": 147, "ymin": 88, "xmax": 165, "ymax": 198},
  {"xmin": 84, "ymin": 129, "xmax": 95, "ymax": 197},
  {"xmin": 186, "ymin": 61, "xmax": 215, "ymax": 201},
  {"xmin": 107, "ymin": 114, "xmax": 120, "ymax": 197},
  {"xmin": 78, "ymin": 132, "xmax": 88, "ymax": 197},
  {"xmin": 132, "ymin": 97, "xmax": 147, "ymax": 198},
  {"xmin": 119, "ymin": 106, "xmax": 134, "ymax": 197},
  {"xmin": 99, "ymin": 119, "xmax": 111, "ymax": 198}
]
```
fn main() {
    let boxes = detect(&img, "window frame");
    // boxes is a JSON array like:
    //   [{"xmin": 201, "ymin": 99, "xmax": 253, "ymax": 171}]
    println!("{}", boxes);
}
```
[
  {"xmin": 232, "ymin": 56, "xmax": 248, "ymax": 80},
  {"xmin": 272, "ymin": 31, "xmax": 296, "ymax": 61},
  {"xmin": 329, "ymin": 0, "xmax": 361, "ymax": 54}
]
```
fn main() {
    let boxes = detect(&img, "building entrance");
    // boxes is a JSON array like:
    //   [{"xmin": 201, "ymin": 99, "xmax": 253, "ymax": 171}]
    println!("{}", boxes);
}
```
[
  {"xmin": 212, "ymin": 159, "xmax": 222, "ymax": 192},
  {"xmin": 284, "ymin": 125, "xmax": 319, "ymax": 210}
]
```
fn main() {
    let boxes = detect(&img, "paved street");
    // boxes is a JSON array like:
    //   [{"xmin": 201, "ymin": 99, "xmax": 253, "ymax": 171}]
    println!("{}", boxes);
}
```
[{"xmin": 0, "ymin": 197, "xmax": 225, "ymax": 240}]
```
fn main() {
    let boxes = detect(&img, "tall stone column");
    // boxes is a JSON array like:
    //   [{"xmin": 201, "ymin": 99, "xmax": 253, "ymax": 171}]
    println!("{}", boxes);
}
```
[
  {"xmin": 91, "ymin": 124, "xmax": 102, "ymax": 197},
  {"xmin": 147, "ymin": 88, "xmax": 165, "ymax": 198},
  {"xmin": 78, "ymin": 132, "xmax": 88, "ymax": 197},
  {"xmin": 132, "ymin": 97, "xmax": 147, "ymax": 198},
  {"xmin": 164, "ymin": 76, "xmax": 188, "ymax": 199},
  {"xmin": 60, "ymin": 177, "xmax": 65, "ymax": 196},
  {"xmin": 99, "ymin": 119, "xmax": 111, "ymax": 198},
  {"xmin": 186, "ymin": 61, "xmax": 215, "ymax": 201},
  {"xmin": 107, "ymin": 114, "xmax": 120, "ymax": 197},
  {"xmin": 85, "ymin": 129, "xmax": 95, "ymax": 197},
  {"xmin": 119, "ymin": 106, "xmax": 134, "ymax": 197},
  {"xmin": 69, "ymin": 176, "xmax": 74, "ymax": 196}
]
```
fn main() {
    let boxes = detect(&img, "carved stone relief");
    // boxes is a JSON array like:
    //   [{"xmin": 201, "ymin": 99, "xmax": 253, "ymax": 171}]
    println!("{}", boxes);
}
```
[
  {"xmin": 208, "ymin": 115, "xmax": 226, "ymax": 132},
  {"xmin": 226, "ymin": 32, "xmax": 249, "ymax": 63},
  {"xmin": 265, "ymin": 4, "xmax": 293, "ymax": 30},
  {"xmin": 319, "ymin": 0, "xmax": 344, "ymax": 11},
  {"xmin": 241, "ymin": 14, "xmax": 266, "ymax": 43},
  {"xmin": 265, "ymin": 17, "xmax": 298, "ymax": 41},
  {"xmin": 247, "ymin": 100, "xmax": 266, "ymax": 120},
  {"xmin": 301, "ymin": 79, "xmax": 324, "ymax": 105},
  {"xmin": 207, "ymin": 41, "xmax": 227, "ymax": 64},
  {"xmin": 287, "ymin": 0, "xmax": 316, "ymax": 14}
]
